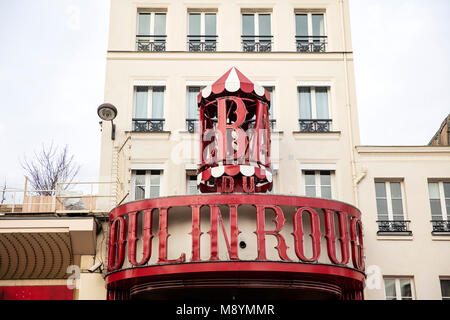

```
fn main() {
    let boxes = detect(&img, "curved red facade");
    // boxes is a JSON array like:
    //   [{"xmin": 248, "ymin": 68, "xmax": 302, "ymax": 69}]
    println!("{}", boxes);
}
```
[{"xmin": 105, "ymin": 194, "xmax": 365, "ymax": 300}]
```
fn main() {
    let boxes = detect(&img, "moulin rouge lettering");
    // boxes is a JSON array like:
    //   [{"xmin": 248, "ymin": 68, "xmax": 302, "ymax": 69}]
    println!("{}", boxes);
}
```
[{"xmin": 107, "ymin": 202, "xmax": 364, "ymax": 272}]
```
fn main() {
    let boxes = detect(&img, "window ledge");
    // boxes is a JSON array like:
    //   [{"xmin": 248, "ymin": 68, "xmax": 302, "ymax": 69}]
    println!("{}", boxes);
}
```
[
  {"xmin": 377, "ymin": 232, "xmax": 413, "ymax": 240},
  {"xmin": 293, "ymin": 131, "xmax": 341, "ymax": 139},
  {"xmin": 431, "ymin": 232, "xmax": 450, "ymax": 239}
]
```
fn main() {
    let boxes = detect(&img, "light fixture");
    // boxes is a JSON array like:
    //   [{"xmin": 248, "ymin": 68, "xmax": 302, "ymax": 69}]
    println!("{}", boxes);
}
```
[{"xmin": 97, "ymin": 103, "xmax": 118, "ymax": 140}]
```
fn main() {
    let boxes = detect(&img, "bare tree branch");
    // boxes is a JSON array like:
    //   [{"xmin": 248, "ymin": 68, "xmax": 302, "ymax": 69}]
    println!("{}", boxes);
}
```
[{"xmin": 20, "ymin": 143, "xmax": 80, "ymax": 196}]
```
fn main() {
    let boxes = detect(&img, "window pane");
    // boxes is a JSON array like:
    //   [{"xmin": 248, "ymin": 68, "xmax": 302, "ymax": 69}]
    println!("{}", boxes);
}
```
[
  {"xmin": 150, "ymin": 171, "xmax": 160, "ymax": 185},
  {"xmin": 376, "ymin": 199, "xmax": 388, "ymax": 219},
  {"xmin": 189, "ymin": 13, "xmax": 201, "ymax": 35},
  {"xmin": 441, "ymin": 280, "xmax": 450, "ymax": 299},
  {"xmin": 391, "ymin": 199, "xmax": 403, "ymax": 217},
  {"xmin": 305, "ymin": 171, "xmax": 315, "ymax": 185},
  {"xmin": 312, "ymin": 14, "xmax": 325, "ymax": 36},
  {"xmin": 428, "ymin": 182, "xmax": 440, "ymax": 199},
  {"xmin": 264, "ymin": 87, "xmax": 274, "ymax": 119},
  {"xmin": 151, "ymin": 87, "xmax": 164, "ymax": 118},
  {"xmin": 135, "ymin": 186, "xmax": 145, "ymax": 200},
  {"xmin": 390, "ymin": 182, "xmax": 402, "ymax": 198},
  {"xmin": 135, "ymin": 170, "xmax": 146, "ymax": 185},
  {"xmin": 400, "ymin": 279, "xmax": 412, "ymax": 299},
  {"xmin": 298, "ymin": 87, "xmax": 312, "ymax": 119},
  {"xmin": 138, "ymin": 13, "xmax": 151, "ymax": 35},
  {"xmin": 375, "ymin": 182, "xmax": 387, "ymax": 198},
  {"xmin": 305, "ymin": 186, "xmax": 316, "ymax": 197},
  {"xmin": 154, "ymin": 13, "xmax": 166, "ymax": 35},
  {"xmin": 150, "ymin": 186, "xmax": 159, "ymax": 198},
  {"xmin": 321, "ymin": 186, "xmax": 332, "ymax": 199},
  {"xmin": 187, "ymin": 87, "xmax": 200, "ymax": 119},
  {"xmin": 205, "ymin": 14, "xmax": 216, "ymax": 36},
  {"xmin": 315, "ymin": 87, "xmax": 329, "ymax": 119},
  {"xmin": 295, "ymin": 14, "xmax": 308, "ymax": 36},
  {"xmin": 384, "ymin": 279, "xmax": 397, "ymax": 300},
  {"xmin": 135, "ymin": 87, "xmax": 148, "ymax": 118},
  {"xmin": 319, "ymin": 171, "xmax": 331, "ymax": 185},
  {"xmin": 444, "ymin": 182, "xmax": 450, "ymax": 198},
  {"xmin": 242, "ymin": 14, "xmax": 255, "ymax": 36},
  {"xmin": 430, "ymin": 199, "xmax": 442, "ymax": 219},
  {"xmin": 258, "ymin": 14, "xmax": 271, "ymax": 36}
]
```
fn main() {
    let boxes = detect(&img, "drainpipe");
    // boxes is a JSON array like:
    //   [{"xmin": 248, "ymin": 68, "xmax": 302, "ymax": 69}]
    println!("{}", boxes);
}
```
[{"xmin": 339, "ymin": 0, "xmax": 360, "ymax": 207}]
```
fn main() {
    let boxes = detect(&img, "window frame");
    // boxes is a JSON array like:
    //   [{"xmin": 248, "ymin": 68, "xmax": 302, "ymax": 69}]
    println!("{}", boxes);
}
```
[
  {"xmin": 427, "ymin": 180, "xmax": 450, "ymax": 221},
  {"xmin": 440, "ymin": 278, "xmax": 450, "ymax": 300},
  {"xmin": 297, "ymin": 86, "xmax": 331, "ymax": 120},
  {"xmin": 131, "ymin": 170, "xmax": 163, "ymax": 201},
  {"xmin": 295, "ymin": 11, "xmax": 327, "ymax": 37},
  {"xmin": 188, "ymin": 12, "xmax": 217, "ymax": 39},
  {"xmin": 374, "ymin": 180, "xmax": 407, "ymax": 221},
  {"xmin": 302, "ymin": 170, "xmax": 334, "ymax": 199},
  {"xmin": 383, "ymin": 277, "xmax": 415, "ymax": 300},
  {"xmin": 136, "ymin": 11, "xmax": 167, "ymax": 36},
  {"xmin": 186, "ymin": 170, "xmax": 199, "ymax": 195},
  {"xmin": 133, "ymin": 86, "xmax": 166, "ymax": 120}
]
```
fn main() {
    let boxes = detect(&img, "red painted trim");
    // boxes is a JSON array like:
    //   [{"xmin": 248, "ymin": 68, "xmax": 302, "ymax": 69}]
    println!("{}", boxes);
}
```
[
  {"xmin": 109, "ymin": 194, "xmax": 361, "ymax": 221},
  {"xmin": 0, "ymin": 286, "xmax": 74, "ymax": 300},
  {"xmin": 105, "ymin": 261, "xmax": 365, "ymax": 287}
]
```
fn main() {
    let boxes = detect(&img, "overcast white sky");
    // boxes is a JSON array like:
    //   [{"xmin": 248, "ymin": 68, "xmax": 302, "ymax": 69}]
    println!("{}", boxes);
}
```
[{"xmin": 0, "ymin": 0, "xmax": 449, "ymax": 189}]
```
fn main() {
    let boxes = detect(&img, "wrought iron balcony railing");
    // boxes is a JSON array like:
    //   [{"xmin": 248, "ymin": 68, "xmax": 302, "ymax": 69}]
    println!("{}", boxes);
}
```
[
  {"xmin": 186, "ymin": 119, "xmax": 199, "ymax": 133},
  {"xmin": 296, "ymin": 36, "xmax": 327, "ymax": 53},
  {"xmin": 376, "ymin": 220, "xmax": 412, "ymax": 234},
  {"xmin": 136, "ymin": 35, "xmax": 167, "ymax": 52},
  {"xmin": 132, "ymin": 118, "xmax": 165, "ymax": 132},
  {"xmin": 298, "ymin": 119, "xmax": 332, "ymax": 132},
  {"xmin": 242, "ymin": 35, "xmax": 273, "ymax": 52},
  {"xmin": 431, "ymin": 220, "xmax": 450, "ymax": 233},
  {"xmin": 187, "ymin": 35, "xmax": 218, "ymax": 52}
]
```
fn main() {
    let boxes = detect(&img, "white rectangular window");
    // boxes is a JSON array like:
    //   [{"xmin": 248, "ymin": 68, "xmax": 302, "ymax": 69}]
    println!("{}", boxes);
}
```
[
  {"xmin": 132, "ymin": 170, "xmax": 162, "ymax": 200},
  {"xmin": 303, "ymin": 170, "xmax": 333, "ymax": 199},
  {"xmin": 384, "ymin": 278, "xmax": 414, "ymax": 300},
  {"xmin": 263, "ymin": 86, "xmax": 275, "ymax": 120},
  {"xmin": 242, "ymin": 13, "xmax": 272, "ymax": 52},
  {"xmin": 441, "ymin": 279, "xmax": 450, "ymax": 300},
  {"xmin": 137, "ymin": 12, "xmax": 166, "ymax": 51},
  {"xmin": 428, "ymin": 181, "xmax": 450, "ymax": 220},
  {"xmin": 186, "ymin": 170, "xmax": 199, "ymax": 195},
  {"xmin": 188, "ymin": 12, "xmax": 217, "ymax": 51},
  {"xmin": 186, "ymin": 86, "xmax": 205, "ymax": 132},
  {"xmin": 298, "ymin": 87, "xmax": 329, "ymax": 120},
  {"xmin": 375, "ymin": 181, "xmax": 405, "ymax": 221},
  {"xmin": 138, "ymin": 12, "xmax": 166, "ymax": 35},
  {"xmin": 295, "ymin": 12, "xmax": 326, "ymax": 52},
  {"xmin": 133, "ymin": 86, "xmax": 165, "ymax": 132}
]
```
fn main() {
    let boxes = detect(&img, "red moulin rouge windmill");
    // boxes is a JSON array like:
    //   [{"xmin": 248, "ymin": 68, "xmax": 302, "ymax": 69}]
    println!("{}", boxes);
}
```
[{"xmin": 197, "ymin": 67, "xmax": 273, "ymax": 193}]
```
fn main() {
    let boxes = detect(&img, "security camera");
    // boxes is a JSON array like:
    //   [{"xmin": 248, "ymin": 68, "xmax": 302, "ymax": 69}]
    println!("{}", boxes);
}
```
[{"xmin": 88, "ymin": 261, "xmax": 103, "ymax": 273}]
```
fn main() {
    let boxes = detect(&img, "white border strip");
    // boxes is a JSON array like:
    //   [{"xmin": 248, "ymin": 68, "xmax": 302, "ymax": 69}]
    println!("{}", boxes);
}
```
[
  {"xmin": 300, "ymin": 163, "xmax": 336, "ymax": 171},
  {"xmin": 130, "ymin": 163, "xmax": 165, "ymax": 170}
]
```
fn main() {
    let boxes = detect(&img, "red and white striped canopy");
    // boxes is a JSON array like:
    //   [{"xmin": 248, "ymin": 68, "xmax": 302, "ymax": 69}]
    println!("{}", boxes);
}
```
[{"xmin": 198, "ymin": 67, "xmax": 271, "ymax": 103}]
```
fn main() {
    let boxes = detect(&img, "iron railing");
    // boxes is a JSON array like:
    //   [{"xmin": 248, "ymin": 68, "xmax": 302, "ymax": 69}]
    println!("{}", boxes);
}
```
[
  {"xmin": 431, "ymin": 220, "xmax": 450, "ymax": 233},
  {"xmin": 186, "ymin": 119, "xmax": 199, "ymax": 133},
  {"xmin": 132, "ymin": 118, "xmax": 165, "ymax": 132},
  {"xmin": 187, "ymin": 35, "xmax": 218, "ymax": 52},
  {"xmin": 377, "ymin": 220, "xmax": 412, "ymax": 234},
  {"xmin": 136, "ymin": 35, "xmax": 167, "ymax": 52},
  {"xmin": 298, "ymin": 119, "xmax": 332, "ymax": 132},
  {"xmin": 242, "ymin": 35, "xmax": 273, "ymax": 52},
  {"xmin": 296, "ymin": 36, "xmax": 327, "ymax": 52}
]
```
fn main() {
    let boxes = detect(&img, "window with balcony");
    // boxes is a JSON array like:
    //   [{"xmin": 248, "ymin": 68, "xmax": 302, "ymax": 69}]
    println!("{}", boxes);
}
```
[
  {"xmin": 186, "ymin": 86, "xmax": 204, "ymax": 132},
  {"xmin": 375, "ymin": 181, "xmax": 411, "ymax": 235},
  {"xmin": 428, "ymin": 181, "xmax": 450, "ymax": 233},
  {"xmin": 303, "ymin": 170, "xmax": 333, "ymax": 199},
  {"xmin": 133, "ymin": 86, "xmax": 165, "ymax": 132},
  {"xmin": 188, "ymin": 12, "xmax": 217, "ymax": 52},
  {"xmin": 441, "ymin": 279, "xmax": 450, "ymax": 300},
  {"xmin": 298, "ymin": 87, "xmax": 331, "ymax": 132},
  {"xmin": 295, "ymin": 12, "xmax": 326, "ymax": 52},
  {"xmin": 384, "ymin": 278, "xmax": 414, "ymax": 300},
  {"xmin": 242, "ymin": 13, "xmax": 272, "ymax": 52},
  {"xmin": 132, "ymin": 170, "xmax": 162, "ymax": 201},
  {"xmin": 136, "ymin": 12, "xmax": 167, "ymax": 51},
  {"xmin": 186, "ymin": 170, "xmax": 199, "ymax": 195}
]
